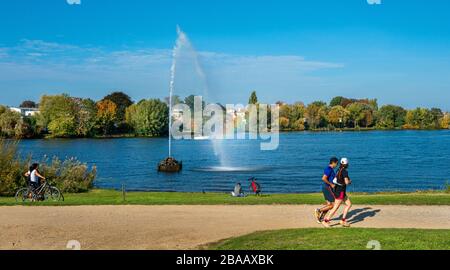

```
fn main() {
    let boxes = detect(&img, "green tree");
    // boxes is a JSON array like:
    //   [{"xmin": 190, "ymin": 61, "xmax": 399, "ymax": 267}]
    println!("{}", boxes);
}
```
[
  {"xmin": 376, "ymin": 105, "xmax": 406, "ymax": 129},
  {"xmin": 290, "ymin": 102, "xmax": 305, "ymax": 122},
  {"xmin": 14, "ymin": 116, "xmax": 38, "ymax": 139},
  {"xmin": 38, "ymin": 94, "xmax": 78, "ymax": 137},
  {"xmin": 47, "ymin": 115, "xmax": 77, "ymax": 137},
  {"xmin": 20, "ymin": 100, "xmax": 37, "ymax": 108},
  {"xmin": 360, "ymin": 103, "xmax": 375, "ymax": 128},
  {"xmin": 306, "ymin": 101, "xmax": 328, "ymax": 129},
  {"xmin": 368, "ymin": 99, "xmax": 379, "ymax": 111},
  {"xmin": 249, "ymin": 91, "xmax": 258, "ymax": 105},
  {"xmin": 404, "ymin": 108, "xmax": 436, "ymax": 130},
  {"xmin": 430, "ymin": 108, "xmax": 444, "ymax": 128},
  {"xmin": 184, "ymin": 95, "xmax": 205, "ymax": 112},
  {"xmin": 125, "ymin": 99, "xmax": 169, "ymax": 137},
  {"xmin": 0, "ymin": 110, "xmax": 21, "ymax": 137},
  {"xmin": 330, "ymin": 96, "xmax": 346, "ymax": 107},
  {"xmin": 0, "ymin": 105, "xmax": 6, "ymax": 115},
  {"xmin": 165, "ymin": 95, "xmax": 183, "ymax": 107},
  {"xmin": 347, "ymin": 102, "xmax": 366, "ymax": 128},
  {"xmin": 76, "ymin": 98, "xmax": 97, "ymax": 137}
]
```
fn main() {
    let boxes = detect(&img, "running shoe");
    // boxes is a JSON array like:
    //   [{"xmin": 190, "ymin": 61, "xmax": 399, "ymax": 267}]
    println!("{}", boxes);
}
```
[
  {"xmin": 314, "ymin": 209, "xmax": 321, "ymax": 224},
  {"xmin": 321, "ymin": 220, "xmax": 331, "ymax": 228},
  {"xmin": 340, "ymin": 220, "xmax": 351, "ymax": 227}
]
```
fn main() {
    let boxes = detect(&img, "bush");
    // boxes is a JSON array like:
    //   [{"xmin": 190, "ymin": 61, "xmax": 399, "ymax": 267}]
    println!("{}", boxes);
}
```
[
  {"xmin": 0, "ymin": 140, "xmax": 28, "ymax": 196},
  {"xmin": 40, "ymin": 157, "xmax": 97, "ymax": 193},
  {"xmin": 0, "ymin": 139, "xmax": 96, "ymax": 196}
]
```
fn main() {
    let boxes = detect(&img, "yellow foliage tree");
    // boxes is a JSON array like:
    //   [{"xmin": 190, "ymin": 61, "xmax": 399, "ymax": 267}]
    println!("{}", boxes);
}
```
[
  {"xmin": 440, "ymin": 113, "xmax": 450, "ymax": 129},
  {"xmin": 96, "ymin": 100, "xmax": 117, "ymax": 135}
]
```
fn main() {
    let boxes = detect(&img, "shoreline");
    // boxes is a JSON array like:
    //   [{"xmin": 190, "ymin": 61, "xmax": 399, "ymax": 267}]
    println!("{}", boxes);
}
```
[
  {"xmin": 3, "ymin": 128, "xmax": 449, "ymax": 140},
  {"xmin": 1, "ymin": 189, "xmax": 449, "ymax": 206}
]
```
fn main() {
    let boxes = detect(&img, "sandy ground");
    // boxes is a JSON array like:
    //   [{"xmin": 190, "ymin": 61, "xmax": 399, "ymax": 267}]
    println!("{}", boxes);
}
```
[{"xmin": 0, "ymin": 205, "xmax": 449, "ymax": 250}]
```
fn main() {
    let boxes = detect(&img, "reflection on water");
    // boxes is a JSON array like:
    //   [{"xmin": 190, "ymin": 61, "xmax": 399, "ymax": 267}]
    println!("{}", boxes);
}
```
[
  {"xmin": 192, "ymin": 166, "xmax": 271, "ymax": 173},
  {"xmin": 16, "ymin": 131, "xmax": 450, "ymax": 193}
]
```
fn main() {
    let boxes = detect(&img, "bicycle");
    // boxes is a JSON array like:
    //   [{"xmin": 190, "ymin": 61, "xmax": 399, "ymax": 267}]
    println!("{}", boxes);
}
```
[{"xmin": 15, "ymin": 180, "xmax": 64, "ymax": 202}]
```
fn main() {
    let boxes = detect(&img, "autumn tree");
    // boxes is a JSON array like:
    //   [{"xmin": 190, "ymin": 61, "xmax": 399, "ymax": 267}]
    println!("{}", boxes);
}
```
[
  {"xmin": 102, "ymin": 92, "xmax": 133, "ymax": 122},
  {"xmin": 96, "ymin": 100, "xmax": 118, "ymax": 135},
  {"xmin": 328, "ymin": 106, "xmax": 349, "ymax": 128},
  {"xmin": 440, "ymin": 113, "xmax": 450, "ymax": 129}
]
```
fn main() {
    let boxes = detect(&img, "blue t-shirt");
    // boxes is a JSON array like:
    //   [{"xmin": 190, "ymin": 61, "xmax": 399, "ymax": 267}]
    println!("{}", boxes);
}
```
[{"xmin": 323, "ymin": 166, "xmax": 336, "ymax": 188}]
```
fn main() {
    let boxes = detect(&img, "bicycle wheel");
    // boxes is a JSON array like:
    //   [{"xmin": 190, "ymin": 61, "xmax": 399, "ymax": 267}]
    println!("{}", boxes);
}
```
[
  {"xmin": 44, "ymin": 186, "xmax": 63, "ymax": 202},
  {"xmin": 15, "ymin": 188, "xmax": 33, "ymax": 203}
]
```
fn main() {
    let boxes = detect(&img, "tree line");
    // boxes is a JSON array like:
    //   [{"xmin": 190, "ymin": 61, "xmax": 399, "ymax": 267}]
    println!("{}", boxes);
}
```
[
  {"xmin": 278, "ymin": 96, "xmax": 450, "ymax": 131},
  {"xmin": 0, "ymin": 92, "xmax": 169, "ymax": 138},
  {"xmin": 0, "ymin": 91, "xmax": 449, "ymax": 138}
]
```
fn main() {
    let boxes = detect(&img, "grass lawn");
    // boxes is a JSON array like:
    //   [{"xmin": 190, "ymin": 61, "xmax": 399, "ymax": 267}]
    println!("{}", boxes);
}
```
[
  {"xmin": 0, "ymin": 189, "xmax": 449, "ymax": 206},
  {"xmin": 208, "ymin": 228, "xmax": 450, "ymax": 250}
]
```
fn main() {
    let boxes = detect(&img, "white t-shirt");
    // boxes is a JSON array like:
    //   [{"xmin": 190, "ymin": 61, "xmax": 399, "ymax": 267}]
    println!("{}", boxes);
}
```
[{"xmin": 29, "ymin": 170, "xmax": 38, "ymax": 183}]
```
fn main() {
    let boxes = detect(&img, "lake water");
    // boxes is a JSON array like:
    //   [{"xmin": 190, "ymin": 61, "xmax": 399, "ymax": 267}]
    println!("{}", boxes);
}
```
[{"xmin": 17, "ymin": 131, "xmax": 450, "ymax": 193}]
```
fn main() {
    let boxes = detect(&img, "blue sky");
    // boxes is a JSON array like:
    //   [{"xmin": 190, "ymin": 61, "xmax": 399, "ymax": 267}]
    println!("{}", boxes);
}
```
[{"xmin": 0, "ymin": 0, "xmax": 449, "ymax": 109}]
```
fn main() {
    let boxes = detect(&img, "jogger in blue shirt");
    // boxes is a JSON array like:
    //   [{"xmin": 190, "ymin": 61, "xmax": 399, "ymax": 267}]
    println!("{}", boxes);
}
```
[{"xmin": 314, "ymin": 157, "xmax": 339, "ymax": 223}]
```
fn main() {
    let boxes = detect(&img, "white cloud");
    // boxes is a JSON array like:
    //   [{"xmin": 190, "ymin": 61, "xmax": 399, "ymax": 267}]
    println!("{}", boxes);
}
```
[
  {"xmin": 0, "ymin": 48, "xmax": 8, "ymax": 59},
  {"xmin": 0, "ymin": 40, "xmax": 343, "ymax": 103},
  {"xmin": 367, "ymin": 0, "xmax": 382, "ymax": 5},
  {"xmin": 67, "ymin": 0, "xmax": 81, "ymax": 5}
]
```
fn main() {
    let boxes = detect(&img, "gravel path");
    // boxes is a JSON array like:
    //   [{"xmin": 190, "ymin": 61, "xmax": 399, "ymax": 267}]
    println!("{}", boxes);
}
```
[{"xmin": 1, "ymin": 205, "xmax": 449, "ymax": 250}]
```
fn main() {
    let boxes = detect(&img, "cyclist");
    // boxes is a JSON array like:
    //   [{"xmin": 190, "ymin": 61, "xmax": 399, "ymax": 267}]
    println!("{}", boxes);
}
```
[{"xmin": 24, "ymin": 163, "xmax": 46, "ymax": 191}]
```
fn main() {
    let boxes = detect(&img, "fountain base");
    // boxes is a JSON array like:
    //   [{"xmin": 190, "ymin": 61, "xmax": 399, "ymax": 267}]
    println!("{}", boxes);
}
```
[{"xmin": 157, "ymin": 157, "xmax": 182, "ymax": 173}]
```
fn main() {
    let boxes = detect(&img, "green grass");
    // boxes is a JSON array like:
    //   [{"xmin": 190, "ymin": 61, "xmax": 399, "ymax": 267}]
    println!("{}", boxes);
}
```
[
  {"xmin": 208, "ymin": 228, "xmax": 450, "ymax": 250},
  {"xmin": 0, "ymin": 189, "xmax": 449, "ymax": 206}
]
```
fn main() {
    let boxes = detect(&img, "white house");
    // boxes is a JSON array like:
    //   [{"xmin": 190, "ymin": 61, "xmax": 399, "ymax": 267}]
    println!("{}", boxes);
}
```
[
  {"xmin": 172, "ymin": 108, "xmax": 184, "ymax": 121},
  {"xmin": 10, "ymin": 107, "xmax": 40, "ymax": 117}
]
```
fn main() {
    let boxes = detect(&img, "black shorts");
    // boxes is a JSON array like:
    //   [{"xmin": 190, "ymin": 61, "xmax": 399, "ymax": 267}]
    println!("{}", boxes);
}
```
[
  {"xmin": 333, "ymin": 185, "xmax": 347, "ymax": 201},
  {"xmin": 322, "ymin": 186, "xmax": 335, "ymax": 203},
  {"xmin": 30, "ymin": 182, "xmax": 40, "ymax": 190}
]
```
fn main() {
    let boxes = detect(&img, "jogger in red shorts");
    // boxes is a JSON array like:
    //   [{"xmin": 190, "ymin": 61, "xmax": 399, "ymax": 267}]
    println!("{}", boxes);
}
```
[{"xmin": 322, "ymin": 158, "xmax": 352, "ymax": 228}]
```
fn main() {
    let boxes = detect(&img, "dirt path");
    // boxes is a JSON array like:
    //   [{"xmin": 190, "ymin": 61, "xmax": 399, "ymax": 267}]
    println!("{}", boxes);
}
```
[{"xmin": 1, "ymin": 205, "xmax": 449, "ymax": 250}]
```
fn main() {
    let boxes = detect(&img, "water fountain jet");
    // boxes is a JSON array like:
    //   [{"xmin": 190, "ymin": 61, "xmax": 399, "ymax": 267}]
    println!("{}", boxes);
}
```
[{"xmin": 157, "ymin": 26, "xmax": 184, "ymax": 173}]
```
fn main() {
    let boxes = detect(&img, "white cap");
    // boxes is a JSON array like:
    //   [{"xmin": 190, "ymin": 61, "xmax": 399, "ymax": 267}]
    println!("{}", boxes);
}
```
[{"xmin": 341, "ymin": 158, "xmax": 349, "ymax": 165}]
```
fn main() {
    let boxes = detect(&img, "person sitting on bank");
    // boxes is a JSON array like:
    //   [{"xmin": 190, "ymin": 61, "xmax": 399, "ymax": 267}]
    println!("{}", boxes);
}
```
[
  {"xmin": 249, "ymin": 177, "xmax": 262, "ymax": 196},
  {"xmin": 231, "ymin": 183, "xmax": 245, "ymax": 197}
]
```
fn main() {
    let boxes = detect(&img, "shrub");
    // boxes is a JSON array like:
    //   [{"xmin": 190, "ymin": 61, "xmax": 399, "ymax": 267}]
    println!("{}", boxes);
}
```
[
  {"xmin": 0, "ymin": 140, "xmax": 29, "ymax": 196},
  {"xmin": 40, "ymin": 157, "xmax": 97, "ymax": 193}
]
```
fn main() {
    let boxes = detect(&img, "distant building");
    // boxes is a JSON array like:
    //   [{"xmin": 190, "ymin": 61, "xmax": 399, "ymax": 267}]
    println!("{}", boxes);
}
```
[
  {"xmin": 172, "ymin": 108, "xmax": 184, "ymax": 121},
  {"xmin": 9, "ymin": 107, "xmax": 40, "ymax": 117}
]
